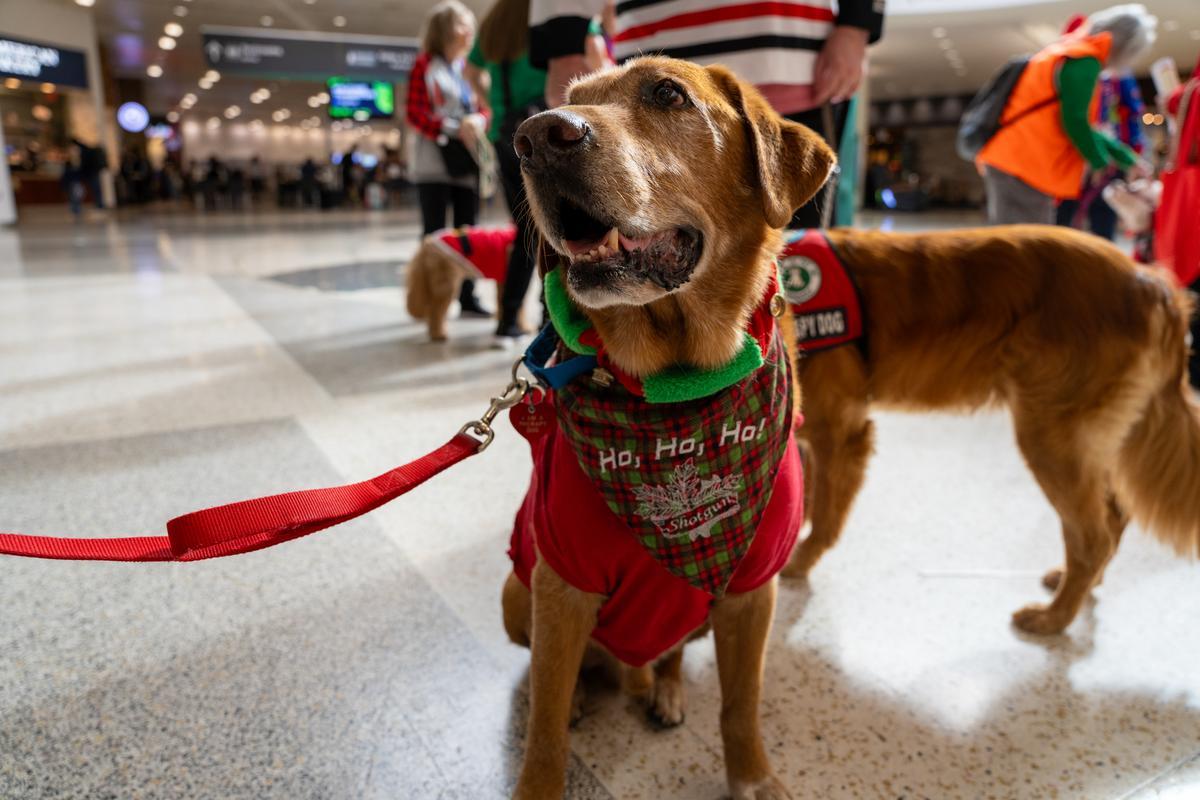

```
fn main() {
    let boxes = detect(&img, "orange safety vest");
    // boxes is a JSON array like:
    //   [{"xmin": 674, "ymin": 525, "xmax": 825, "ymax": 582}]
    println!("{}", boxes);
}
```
[{"xmin": 979, "ymin": 32, "xmax": 1112, "ymax": 200}]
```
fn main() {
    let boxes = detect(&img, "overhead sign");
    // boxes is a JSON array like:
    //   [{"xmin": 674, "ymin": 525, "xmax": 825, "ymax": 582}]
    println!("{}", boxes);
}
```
[
  {"xmin": 0, "ymin": 35, "xmax": 89, "ymax": 88},
  {"xmin": 201, "ymin": 26, "xmax": 417, "ymax": 80}
]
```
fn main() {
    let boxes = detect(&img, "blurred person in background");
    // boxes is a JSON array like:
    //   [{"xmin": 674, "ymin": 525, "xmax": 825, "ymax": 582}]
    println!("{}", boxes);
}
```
[
  {"xmin": 977, "ymin": 4, "xmax": 1157, "ymax": 225},
  {"xmin": 465, "ymin": 0, "xmax": 552, "ymax": 346},
  {"xmin": 341, "ymin": 144, "xmax": 360, "ymax": 207},
  {"xmin": 1055, "ymin": 65, "xmax": 1145, "ymax": 240},
  {"xmin": 407, "ymin": 0, "xmax": 492, "ymax": 317},
  {"xmin": 72, "ymin": 138, "xmax": 106, "ymax": 212},
  {"xmin": 529, "ymin": 0, "xmax": 884, "ymax": 229},
  {"xmin": 248, "ymin": 156, "xmax": 266, "ymax": 208}
]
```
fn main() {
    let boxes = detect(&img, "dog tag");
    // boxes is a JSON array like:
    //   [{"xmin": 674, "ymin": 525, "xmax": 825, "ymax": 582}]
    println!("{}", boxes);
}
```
[{"xmin": 510, "ymin": 394, "xmax": 555, "ymax": 443}]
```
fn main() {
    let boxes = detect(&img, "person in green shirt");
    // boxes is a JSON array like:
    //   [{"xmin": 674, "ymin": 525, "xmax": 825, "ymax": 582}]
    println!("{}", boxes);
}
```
[{"xmin": 465, "ymin": 3, "xmax": 607, "ymax": 346}]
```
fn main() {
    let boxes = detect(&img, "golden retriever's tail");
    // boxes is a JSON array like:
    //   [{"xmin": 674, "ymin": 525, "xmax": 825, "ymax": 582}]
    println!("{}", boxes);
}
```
[
  {"xmin": 405, "ymin": 249, "xmax": 430, "ymax": 320},
  {"xmin": 1116, "ymin": 289, "xmax": 1200, "ymax": 558}
]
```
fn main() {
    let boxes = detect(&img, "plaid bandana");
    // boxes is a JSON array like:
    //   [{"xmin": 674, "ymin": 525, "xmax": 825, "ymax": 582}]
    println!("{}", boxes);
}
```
[{"xmin": 554, "ymin": 329, "xmax": 792, "ymax": 596}]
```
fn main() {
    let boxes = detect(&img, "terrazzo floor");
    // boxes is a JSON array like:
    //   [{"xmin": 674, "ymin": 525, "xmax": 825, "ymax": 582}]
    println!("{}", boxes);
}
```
[{"xmin": 1, "ymin": 205, "xmax": 1197, "ymax": 799}]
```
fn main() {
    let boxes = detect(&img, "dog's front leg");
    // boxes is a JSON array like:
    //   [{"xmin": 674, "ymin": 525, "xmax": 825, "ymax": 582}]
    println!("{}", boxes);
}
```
[
  {"xmin": 711, "ymin": 577, "xmax": 792, "ymax": 800},
  {"xmin": 513, "ymin": 559, "xmax": 602, "ymax": 800}
]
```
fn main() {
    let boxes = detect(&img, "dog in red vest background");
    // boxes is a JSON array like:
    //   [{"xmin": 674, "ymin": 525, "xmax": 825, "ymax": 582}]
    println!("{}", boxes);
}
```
[{"xmin": 404, "ymin": 225, "xmax": 525, "ymax": 341}]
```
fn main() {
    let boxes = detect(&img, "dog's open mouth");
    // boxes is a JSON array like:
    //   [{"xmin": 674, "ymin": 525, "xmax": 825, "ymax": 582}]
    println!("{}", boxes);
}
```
[{"xmin": 556, "ymin": 198, "xmax": 702, "ymax": 293}]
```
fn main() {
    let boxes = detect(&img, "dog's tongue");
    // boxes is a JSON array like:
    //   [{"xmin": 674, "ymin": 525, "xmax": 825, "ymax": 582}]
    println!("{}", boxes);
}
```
[
  {"xmin": 565, "ymin": 228, "xmax": 620, "ymax": 257},
  {"xmin": 618, "ymin": 231, "xmax": 665, "ymax": 252}
]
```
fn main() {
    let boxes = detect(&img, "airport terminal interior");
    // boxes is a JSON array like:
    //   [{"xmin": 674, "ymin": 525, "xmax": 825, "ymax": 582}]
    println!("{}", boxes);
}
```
[{"xmin": 2, "ymin": 0, "xmax": 1199, "ymax": 798}]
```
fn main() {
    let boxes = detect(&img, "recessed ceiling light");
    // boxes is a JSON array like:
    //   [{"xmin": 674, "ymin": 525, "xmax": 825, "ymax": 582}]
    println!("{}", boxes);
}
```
[
  {"xmin": 199, "ymin": 78, "xmax": 213, "ymax": 90},
  {"xmin": 333, "ymin": 15, "xmax": 347, "ymax": 27},
  {"xmin": 75, "ymin": 0, "xmax": 95, "ymax": 7},
  {"xmin": 174, "ymin": 5, "xmax": 188, "ymax": 17},
  {"xmin": 41, "ymin": 82, "xmax": 56, "ymax": 93},
  {"xmin": 307, "ymin": 96, "xmax": 320, "ymax": 107},
  {"xmin": 164, "ymin": 22, "xmax": 183, "ymax": 37},
  {"xmin": 305, "ymin": 0, "xmax": 317, "ymax": 4},
  {"xmin": 167, "ymin": 111, "xmax": 180, "ymax": 122},
  {"xmin": 158, "ymin": 36, "xmax": 177, "ymax": 50},
  {"xmin": 261, "ymin": 15, "xmax": 274, "ymax": 26},
  {"xmin": 3, "ymin": 77, "xmax": 20, "ymax": 89},
  {"xmin": 204, "ymin": 70, "xmax": 220, "ymax": 81},
  {"xmin": 207, "ymin": 116, "xmax": 221, "ymax": 129},
  {"xmin": 224, "ymin": 105, "xmax": 242, "ymax": 119},
  {"xmin": 146, "ymin": 65, "xmax": 163, "ymax": 78}
]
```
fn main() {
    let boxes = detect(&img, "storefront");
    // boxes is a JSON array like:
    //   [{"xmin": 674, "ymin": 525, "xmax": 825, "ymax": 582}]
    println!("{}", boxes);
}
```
[{"xmin": 0, "ymin": 0, "xmax": 112, "ymax": 220}]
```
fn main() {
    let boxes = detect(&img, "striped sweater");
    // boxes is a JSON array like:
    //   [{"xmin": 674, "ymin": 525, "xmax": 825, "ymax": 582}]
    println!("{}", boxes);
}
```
[{"xmin": 531, "ymin": 0, "xmax": 884, "ymax": 114}]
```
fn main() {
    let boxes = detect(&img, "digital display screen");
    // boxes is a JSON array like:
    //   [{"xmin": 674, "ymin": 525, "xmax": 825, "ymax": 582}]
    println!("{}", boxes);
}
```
[{"xmin": 327, "ymin": 78, "xmax": 394, "ymax": 120}]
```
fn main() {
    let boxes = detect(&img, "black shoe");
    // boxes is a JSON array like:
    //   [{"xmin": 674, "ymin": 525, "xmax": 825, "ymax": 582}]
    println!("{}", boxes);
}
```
[
  {"xmin": 458, "ymin": 295, "xmax": 492, "ymax": 318},
  {"xmin": 495, "ymin": 322, "xmax": 525, "ymax": 338},
  {"xmin": 491, "ymin": 323, "xmax": 528, "ymax": 350}
]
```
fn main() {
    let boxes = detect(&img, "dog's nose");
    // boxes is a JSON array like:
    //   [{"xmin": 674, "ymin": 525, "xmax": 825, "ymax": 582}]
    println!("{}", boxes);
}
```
[{"xmin": 515, "ymin": 110, "xmax": 591, "ymax": 169}]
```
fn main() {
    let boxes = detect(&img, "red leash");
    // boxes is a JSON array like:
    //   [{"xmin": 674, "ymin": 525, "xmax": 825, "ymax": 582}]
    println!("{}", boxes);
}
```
[{"xmin": 0, "ymin": 373, "xmax": 531, "ymax": 563}]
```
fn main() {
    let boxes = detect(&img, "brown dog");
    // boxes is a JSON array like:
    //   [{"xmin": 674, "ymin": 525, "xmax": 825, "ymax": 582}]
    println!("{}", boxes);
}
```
[
  {"xmin": 404, "ymin": 225, "xmax": 521, "ymax": 341},
  {"xmin": 784, "ymin": 226, "xmax": 1200, "ymax": 634},
  {"xmin": 503, "ymin": 58, "xmax": 833, "ymax": 799}
]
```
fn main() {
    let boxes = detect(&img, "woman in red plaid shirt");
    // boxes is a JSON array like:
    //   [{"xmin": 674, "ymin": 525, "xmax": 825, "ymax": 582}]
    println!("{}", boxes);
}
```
[{"xmin": 407, "ymin": 0, "xmax": 493, "ymax": 316}]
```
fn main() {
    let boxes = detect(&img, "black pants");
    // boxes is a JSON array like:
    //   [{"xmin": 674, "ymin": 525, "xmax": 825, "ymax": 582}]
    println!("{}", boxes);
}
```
[
  {"xmin": 784, "ymin": 102, "xmax": 848, "ymax": 230},
  {"xmin": 496, "ymin": 135, "xmax": 539, "ymax": 331},
  {"xmin": 418, "ymin": 182, "xmax": 480, "ymax": 303},
  {"xmin": 1056, "ymin": 192, "xmax": 1117, "ymax": 241}
]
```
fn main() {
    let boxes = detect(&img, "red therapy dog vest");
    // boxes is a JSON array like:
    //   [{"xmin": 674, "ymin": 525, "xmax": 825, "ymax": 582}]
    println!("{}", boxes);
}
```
[
  {"xmin": 781, "ymin": 229, "xmax": 864, "ymax": 352},
  {"xmin": 430, "ymin": 225, "xmax": 515, "ymax": 282},
  {"xmin": 508, "ymin": 329, "xmax": 804, "ymax": 666}
]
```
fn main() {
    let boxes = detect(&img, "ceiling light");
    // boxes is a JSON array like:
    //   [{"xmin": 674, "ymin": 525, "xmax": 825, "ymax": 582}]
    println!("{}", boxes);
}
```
[
  {"xmin": 41, "ymin": 82, "xmax": 55, "ymax": 93},
  {"xmin": 174, "ymin": 5, "xmax": 188, "ymax": 17},
  {"xmin": 147, "ymin": 64, "xmax": 163, "ymax": 78},
  {"xmin": 4, "ymin": 78, "xmax": 21, "ymax": 89},
  {"xmin": 261, "ymin": 15, "xmax": 274, "ymax": 26},
  {"xmin": 75, "ymin": 0, "xmax": 95, "ymax": 6},
  {"xmin": 167, "ymin": 111, "xmax": 180, "ymax": 123},
  {"xmin": 317, "ymin": 91, "xmax": 330, "ymax": 104},
  {"xmin": 307, "ymin": 96, "xmax": 320, "ymax": 107},
  {"xmin": 164, "ymin": 22, "xmax": 183, "ymax": 37},
  {"xmin": 158, "ymin": 36, "xmax": 177, "ymax": 50},
  {"xmin": 182, "ymin": 92, "xmax": 196, "ymax": 103},
  {"xmin": 332, "ymin": 15, "xmax": 347, "ymax": 27},
  {"xmin": 199, "ymin": 78, "xmax": 213, "ymax": 90},
  {"xmin": 207, "ymin": 116, "xmax": 221, "ymax": 130},
  {"xmin": 1153, "ymin": 114, "xmax": 1165, "ymax": 125},
  {"xmin": 932, "ymin": 27, "xmax": 947, "ymax": 38},
  {"xmin": 305, "ymin": 0, "xmax": 317, "ymax": 5},
  {"xmin": 204, "ymin": 70, "xmax": 220, "ymax": 81},
  {"xmin": 225, "ymin": 105, "xmax": 241, "ymax": 118}
]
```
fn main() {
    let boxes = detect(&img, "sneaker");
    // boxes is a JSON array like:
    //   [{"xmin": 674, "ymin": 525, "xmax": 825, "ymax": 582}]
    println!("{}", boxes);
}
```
[
  {"xmin": 491, "ymin": 323, "xmax": 527, "ymax": 350},
  {"xmin": 459, "ymin": 295, "xmax": 493, "ymax": 318}
]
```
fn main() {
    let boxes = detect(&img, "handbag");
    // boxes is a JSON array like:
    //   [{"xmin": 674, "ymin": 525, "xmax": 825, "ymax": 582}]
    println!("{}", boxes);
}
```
[
  {"xmin": 1155, "ymin": 77, "xmax": 1200, "ymax": 285},
  {"xmin": 438, "ymin": 136, "xmax": 479, "ymax": 178}
]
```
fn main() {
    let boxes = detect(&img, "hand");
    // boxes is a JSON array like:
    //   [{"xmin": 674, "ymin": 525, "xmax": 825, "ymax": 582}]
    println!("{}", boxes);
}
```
[
  {"xmin": 813, "ymin": 26, "xmax": 869, "ymax": 106},
  {"xmin": 1126, "ymin": 159, "xmax": 1153, "ymax": 181},
  {"xmin": 458, "ymin": 113, "xmax": 485, "ymax": 149}
]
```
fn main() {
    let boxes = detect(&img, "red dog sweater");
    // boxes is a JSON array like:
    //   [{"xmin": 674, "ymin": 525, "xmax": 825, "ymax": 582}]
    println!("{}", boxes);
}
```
[
  {"xmin": 508, "ymin": 280, "xmax": 803, "ymax": 667},
  {"xmin": 429, "ymin": 225, "xmax": 516, "ymax": 282}
]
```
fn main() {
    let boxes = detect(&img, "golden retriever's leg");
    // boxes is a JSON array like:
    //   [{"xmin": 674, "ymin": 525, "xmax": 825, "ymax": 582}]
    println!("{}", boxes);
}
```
[
  {"xmin": 1010, "ymin": 418, "xmax": 1123, "ymax": 635},
  {"xmin": 650, "ymin": 647, "xmax": 686, "ymax": 726},
  {"xmin": 426, "ymin": 274, "xmax": 460, "ymax": 342},
  {"xmin": 1042, "ymin": 491, "xmax": 1128, "ymax": 591},
  {"xmin": 712, "ymin": 577, "xmax": 792, "ymax": 800},
  {"xmin": 784, "ymin": 350, "xmax": 873, "ymax": 579},
  {"xmin": 513, "ymin": 561, "xmax": 601, "ymax": 800},
  {"xmin": 502, "ymin": 571, "xmax": 531, "ymax": 648}
]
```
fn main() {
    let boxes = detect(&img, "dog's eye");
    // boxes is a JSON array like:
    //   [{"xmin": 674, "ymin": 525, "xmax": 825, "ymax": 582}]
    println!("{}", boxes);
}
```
[{"xmin": 651, "ymin": 80, "xmax": 687, "ymax": 109}]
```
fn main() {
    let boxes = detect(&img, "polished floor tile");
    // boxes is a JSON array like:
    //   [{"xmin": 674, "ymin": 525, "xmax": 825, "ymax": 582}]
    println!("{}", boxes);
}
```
[{"xmin": 0, "ymin": 206, "xmax": 1196, "ymax": 799}]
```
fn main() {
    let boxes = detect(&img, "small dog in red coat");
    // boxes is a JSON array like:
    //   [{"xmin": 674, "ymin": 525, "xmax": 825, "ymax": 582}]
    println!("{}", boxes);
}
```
[{"xmin": 404, "ymin": 225, "xmax": 524, "ymax": 341}]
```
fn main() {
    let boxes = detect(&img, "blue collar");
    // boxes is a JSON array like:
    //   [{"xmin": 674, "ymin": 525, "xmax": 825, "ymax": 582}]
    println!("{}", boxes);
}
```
[{"xmin": 522, "ymin": 324, "xmax": 597, "ymax": 390}]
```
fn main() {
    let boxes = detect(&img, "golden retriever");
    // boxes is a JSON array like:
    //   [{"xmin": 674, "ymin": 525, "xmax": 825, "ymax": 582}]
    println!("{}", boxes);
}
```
[
  {"xmin": 503, "ymin": 57, "xmax": 832, "ymax": 799},
  {"xmin": 784, "ymin": 226, "xmax": 1200, "ymax": 635}
]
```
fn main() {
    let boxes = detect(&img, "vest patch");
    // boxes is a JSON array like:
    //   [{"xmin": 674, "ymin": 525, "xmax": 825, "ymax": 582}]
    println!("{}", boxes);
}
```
[{"xmin": 782, "ymin": 230, "xmax": 864, "ymax": 352}]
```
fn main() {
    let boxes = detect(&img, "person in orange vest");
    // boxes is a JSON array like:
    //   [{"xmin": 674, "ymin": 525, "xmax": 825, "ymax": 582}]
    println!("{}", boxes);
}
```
[{"xmin": 978, "ymin": 4, "xmax": 1157, "ymax": 225}]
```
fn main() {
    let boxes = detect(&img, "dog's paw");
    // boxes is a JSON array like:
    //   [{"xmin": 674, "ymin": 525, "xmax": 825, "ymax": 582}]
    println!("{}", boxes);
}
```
[
  {"xmin": 1041, "ymin": 567, "xmax": 1064, "ymax": 591},
  {"xmin": 1011, "ymin": 603, "xmax": 1069, "ymax": 635},
  {"xmin": 648, "ymin": 677, "xmax": 685, "ymax": 728},
  {"xmin": 731, "ymin": 775, "xmax": 793, "ymax": 800}
]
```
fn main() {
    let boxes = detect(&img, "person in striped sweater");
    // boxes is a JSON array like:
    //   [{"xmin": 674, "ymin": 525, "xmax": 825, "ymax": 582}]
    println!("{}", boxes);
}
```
[{"xmin": 529, "ymin": 0, "xmax": 884, "ymax": 228}]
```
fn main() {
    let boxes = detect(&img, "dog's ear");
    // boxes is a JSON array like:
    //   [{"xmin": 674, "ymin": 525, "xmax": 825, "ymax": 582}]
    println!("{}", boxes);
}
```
[{"xmin": 709, "ymin": 65, "xmax": 836, "ymax": 228}]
